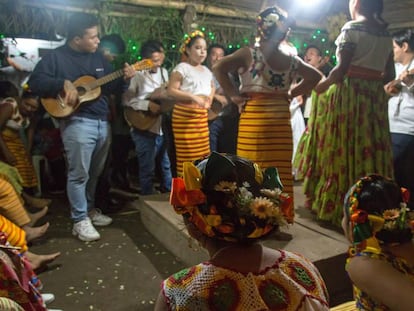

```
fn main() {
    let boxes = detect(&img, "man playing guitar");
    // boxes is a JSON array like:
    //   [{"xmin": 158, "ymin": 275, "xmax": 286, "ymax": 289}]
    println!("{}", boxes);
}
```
[
  {"xmin": 28, "ymin": 13, "xmax": 135, "ymax": 242},
  {"xmin": 123, "ymin": 40, "xmax": 173, "ymax": 195}
]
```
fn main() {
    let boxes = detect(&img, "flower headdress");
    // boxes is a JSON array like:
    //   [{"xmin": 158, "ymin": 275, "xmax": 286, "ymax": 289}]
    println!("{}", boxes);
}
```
[
  {"xmin": 345, "ymin": 175, "xmax": 413, "ymax": 256},
  {"xmin": 179, "ymin": 30, "xmax": 205, "ymax": 54},
  {"xmin": 256, "ymin": 6, "xmax": 290, "ymax": 45},
  {"xmin": 170, "ymin": 152, "xmax": 294, "ymax": 242}
]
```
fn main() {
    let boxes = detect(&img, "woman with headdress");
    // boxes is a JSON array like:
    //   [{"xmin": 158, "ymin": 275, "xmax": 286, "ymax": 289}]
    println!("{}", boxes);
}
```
[
  {"xmin": 0, "ymin": 89, "xmax": 51, "ymax": 212},
  {"xmin": 0, "ymin": 89, "xmax": 40, "ymax": 192},
  {"xmin": 154, "ymin": 152, "xmax": 329, "ymax": 310},
  {"xmin": 213, "ymin": 6, "xmax": 322, "ymax": 202},
  {"xmin": 310, "ymin": 0, "xmax": 395, "ymax": 227},
  {"xmin": 332, "ymin": 175, "xmax": 414, "ymax": 310},
  {"xmin": 167, "ymin": 31, "xmax": 215, "ymax": 177}
]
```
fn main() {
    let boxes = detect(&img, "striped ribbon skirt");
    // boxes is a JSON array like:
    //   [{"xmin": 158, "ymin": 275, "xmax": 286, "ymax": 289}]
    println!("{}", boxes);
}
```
[
  {"xmin": 0, "ymin": 177, "xmax": 30, "ymax": 226},
  {"xmin": 237, "ymin": 96, "xmax": 293, "ymax": 199},
  {"xmin": 1, "ymin": 128, "xmax": 37, "ymax": 188},
  {"xmin": 172, "ymin": 104, "xmax": 210, "ymax": 176},
  {"xmin": 0, "ymin": 214, "xmax": 27, "ymax": 251}
]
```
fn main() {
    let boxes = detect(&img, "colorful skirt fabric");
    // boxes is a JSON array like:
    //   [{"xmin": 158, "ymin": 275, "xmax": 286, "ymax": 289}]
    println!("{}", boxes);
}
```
[
  {"xmin": 0, "ymin": 232, "xmax": 45, "ymax": 311},
  {"xmin": 172, "ymin": 104, "xmax": 210, "ymax": 176},
  {"xmin": 294, "ymin": 91, "xmax": 328, "ymax": 207},
  {"xmin": 0, "ymin": 177, "xmax": 30, "ymax": 227},
  {"xmin": 330, "ymin": 301, "xmax": 356, "ymax": 311},
  {"xmin": 0, "ymin": 297, "xmax": 25, "ymax": 310},
  {"xmin": 1, "ymin": 129, "xmax": 37, "ymax": 188},
  {"xmin": 237, "ymin": 96, "xmax": 293, "ymax": 200},
  {"xmin": 0, "ymin": 161, "xmax": 24, "ymax": 195},
  {"xmin": 311, "ymin": 76, "xmax": 393, "ymax": 226},
  {"xmin": 0, "ymin": 215, "xmax": 27, "ymax": 251}
]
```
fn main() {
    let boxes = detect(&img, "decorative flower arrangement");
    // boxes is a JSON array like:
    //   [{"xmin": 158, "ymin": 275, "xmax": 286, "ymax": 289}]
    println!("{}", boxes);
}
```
[
  {"xmin": 179, "ymin": 30, "xmax": 205, "ymax": 54},
  {"xmin": 347, "ymin": 175, "xmax": 412, "ymax": 253},
  {"xmin": 255, "ymin": 6, "xmax": 289, "ymax": 44},
  {"xmin": 170, "ymin": 152, "xmax": 294, "ymax": 242}
]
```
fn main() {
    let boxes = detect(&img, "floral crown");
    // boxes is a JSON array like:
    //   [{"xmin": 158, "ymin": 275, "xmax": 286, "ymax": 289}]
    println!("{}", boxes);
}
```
[
  {"xmin": 179, "ymin": 30, "xmax": 205, "ymax": 54},
  {"xmin": 346, "ymin": 175, "xmax": 412, "ymax": 254},
  {"xmin": 170, "ymin": 152, "xmax": 294, "ymax": 242},
  {"xmin": 256, "ymin": 7, "xmax": 289, "ymax": 41}
]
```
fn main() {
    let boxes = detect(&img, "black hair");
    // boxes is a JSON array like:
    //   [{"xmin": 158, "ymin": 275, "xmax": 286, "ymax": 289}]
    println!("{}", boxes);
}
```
[
  {"xmin": 207, "ymin": 44, "xmax": 226, "ymax": 56},
  {"xmin": 140, "ymin": 40, "xmax": 164, "ymax": 59},
  {"xmin": 345, "ymin": 175, "xmax": 413, "ymax": 245},
  {"xmin": 0, "ymin": 81, "xmax": 19, "ymax": 98},
  {"xmin": 66, "ymin": 13, "xmax": 99, "ymax": 41},
  {"xmin": 358, "ymin": 0, "xmax": 387, "ymax": 26},
  {"xmin": 100, "ymin": 34, "xmax": 126, "ymax": 55},
  {"xmin": 392, "ymin": 29, "xmax": 414, "ymax": 51},
  {"xmin": 359, "ymin": 0, "xmax": 383, "ymax": 16},
  {"xmin": 257, "ymin": 6, "xmax": 294, "ymax": 46},
  {"xmin": 193, "ymin": 153, "xmax": 280, "ymax": 244},
  {"xmin": 21, "ymin": 90, "xmax": 38, "ymax": 99}
]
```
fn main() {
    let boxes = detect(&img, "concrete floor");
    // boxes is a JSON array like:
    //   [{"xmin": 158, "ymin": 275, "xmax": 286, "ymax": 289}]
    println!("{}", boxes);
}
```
[
  {"xmin": 30, "ymin": 184, "xmax": 353, "ymax": 310},
  {"xmin": 30, "ymin": 193, "xmax": 186, "ymax": 311}
]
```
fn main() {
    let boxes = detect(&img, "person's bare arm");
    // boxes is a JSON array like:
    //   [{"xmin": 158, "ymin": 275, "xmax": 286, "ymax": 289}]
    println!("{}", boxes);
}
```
[
  {"xmin": 0, "ymin": 102, "xmax": 17, "ymax": 165},
  {"xmin": 314, "ymin": 47, "xmax": 354, "ymax": 93},
  {"xmin": 213, "ymin": 47, "xmax": 252, "ymax": 112},
  {"xmin": 290, "ymin": 59, "xmax": 323, "ymax": 98},
  {"xmin": 383, "ymin": 52, "xmax": 396, "ymax": 85},
  {"xmin": 167, "ymin": 71, "xmax": 204, "ymax": 106},
  {"xmin": 213, "ymin": 47, "xmax": 251, "ymax": 99},
  {"xmin": 347, "ymin": 256, "xmax": 414, "ymax": 311},
  {"xmin": 205, "ymin": 81, "xmax": 216, "ymax": 110}
]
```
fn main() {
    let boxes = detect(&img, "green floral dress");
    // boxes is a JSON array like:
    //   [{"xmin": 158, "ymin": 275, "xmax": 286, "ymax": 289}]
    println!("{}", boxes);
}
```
[{"xmin": 308, "ymin": 21, "xmax": 393, "ymax": 226}]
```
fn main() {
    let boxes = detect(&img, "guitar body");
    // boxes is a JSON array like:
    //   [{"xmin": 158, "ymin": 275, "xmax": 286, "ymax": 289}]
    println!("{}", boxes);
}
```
[
  {"xmin": 41, "ymin": 75, "xmax": 101, "ymax": 118},
  {"xmin": 124, "ymin": 107, "xmax": 158, "ymax": 131},
  {"xmin": 124, "ymin": 99, "xmax": 175, "ymax": 131},
  {"xmin": 40, "ymin": 59, "xmax": 154, "ymax": 118}
]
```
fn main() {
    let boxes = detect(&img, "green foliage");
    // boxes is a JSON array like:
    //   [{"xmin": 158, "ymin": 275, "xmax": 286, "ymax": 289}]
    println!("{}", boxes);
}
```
[{"xmin": 104, "ymin": 7, "xmax": 184, "ymax": 70}]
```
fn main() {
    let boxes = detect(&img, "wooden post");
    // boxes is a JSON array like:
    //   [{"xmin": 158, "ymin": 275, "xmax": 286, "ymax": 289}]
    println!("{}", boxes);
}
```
[{"xmin": 183, "ymin": 5, "xmax": 197, "ymax": 34}]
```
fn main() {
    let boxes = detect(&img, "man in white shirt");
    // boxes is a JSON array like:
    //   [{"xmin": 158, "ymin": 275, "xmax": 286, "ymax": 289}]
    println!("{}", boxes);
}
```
[
  {"xmin": 123, "ymin": 41, "xmax": 172, "ymax": 195},
  {"xmin": 385, "ymin": 29, "xmax": 414, "ymax": 209}
]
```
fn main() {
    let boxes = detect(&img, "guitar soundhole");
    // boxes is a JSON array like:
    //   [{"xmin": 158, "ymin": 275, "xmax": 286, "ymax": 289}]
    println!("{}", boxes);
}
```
[{"xmin": 76, "ymin": 86, "xmax": 87, "ymax": 96}]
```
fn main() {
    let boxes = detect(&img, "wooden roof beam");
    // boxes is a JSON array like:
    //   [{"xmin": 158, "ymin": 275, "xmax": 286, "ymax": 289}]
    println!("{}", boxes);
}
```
[{"xmin": 111, "ymin": 0, "xmax": 255, "ymax": 19}]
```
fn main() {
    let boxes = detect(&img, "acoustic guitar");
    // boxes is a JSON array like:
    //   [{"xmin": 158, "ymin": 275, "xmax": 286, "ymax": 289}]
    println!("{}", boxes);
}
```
[
  {"xmin": 124, "ymin": 100, "xmax": 175, "ymax": 131},
  {"xmin": 41, "ymin": 59, "xmax": 154, "ymax": 118}
]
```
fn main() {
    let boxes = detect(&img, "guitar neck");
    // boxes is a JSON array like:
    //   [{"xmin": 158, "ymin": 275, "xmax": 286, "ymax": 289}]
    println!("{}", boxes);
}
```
[
  {"xmin": 85, "ymin": 59, "xmax": 153, "ymax": 90},
  {"xmin": 92, "ymin": 69, "xmax": 124, "ymax": 89}
]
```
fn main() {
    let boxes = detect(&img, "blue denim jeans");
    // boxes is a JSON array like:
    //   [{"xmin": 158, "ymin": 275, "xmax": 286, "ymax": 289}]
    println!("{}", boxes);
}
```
[
  {"xmin": 130, "ymin": 129, "xmax": 172, "ymax": 195},
  {"xmin": 391, "ymin": 132, "xmax": 414, "ymax": 208},
  {"xmin": 60, "ymin": 117, "xmax": 111, "ymax": 222},
  {"xmin": 208, "ymin": 117, "xmax": 223, "ymax": 152}
]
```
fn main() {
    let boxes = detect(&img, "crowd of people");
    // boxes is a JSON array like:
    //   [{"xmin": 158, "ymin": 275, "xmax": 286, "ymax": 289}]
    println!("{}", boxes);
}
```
[{"xmin": 0, "ymin": 0, "xmax": 413, "ymax": 309}]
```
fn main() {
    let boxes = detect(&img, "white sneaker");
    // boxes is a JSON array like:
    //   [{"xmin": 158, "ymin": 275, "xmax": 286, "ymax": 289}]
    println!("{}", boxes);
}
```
[
  {"xmin": 89, "ymin": 208, "xmax": 112, "ymax": 226},
  {"xmin": 72, "ymin": 218, "xmax": 100, "ymax": 242},
  {"xmin": 41, "ymin": 293, "xmax": 55, "ymax": 304}
]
